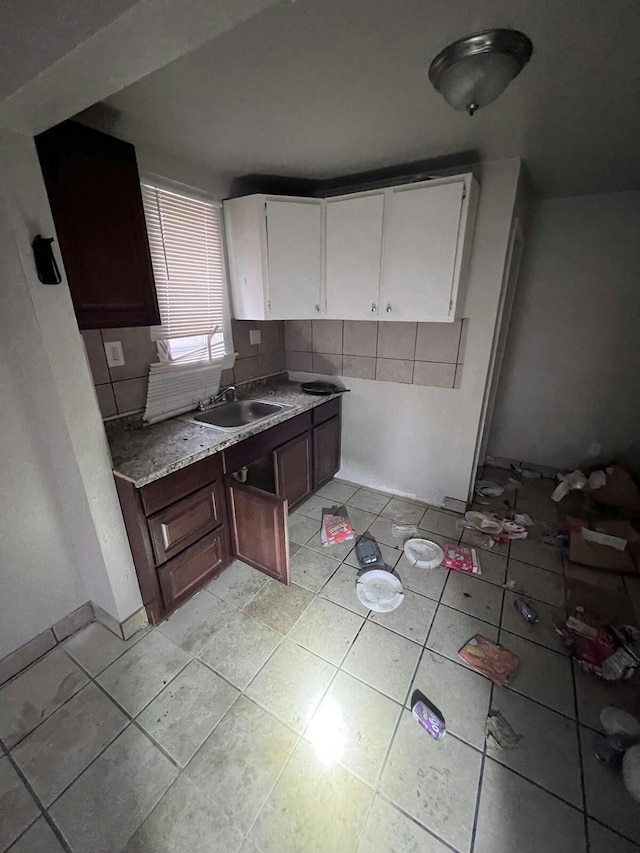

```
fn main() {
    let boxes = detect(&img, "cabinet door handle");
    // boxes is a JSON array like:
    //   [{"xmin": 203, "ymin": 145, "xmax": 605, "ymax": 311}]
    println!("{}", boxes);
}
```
[
  {"xmin": 314, "ymin": 304, "xmax": 320, "ymax": 313},
  {"xmin": 371, "ymin": 303, "xmax": 377, "ymax": 313},
  {"xmin": 386, "ymin": 304, "xmax": 392, "ymax": 313}
]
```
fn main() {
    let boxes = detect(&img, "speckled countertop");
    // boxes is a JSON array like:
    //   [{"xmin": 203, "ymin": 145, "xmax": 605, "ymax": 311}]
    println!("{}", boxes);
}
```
[{"xmin": 106, "ymin": 378, "xmax": 345, "ymax": 488}]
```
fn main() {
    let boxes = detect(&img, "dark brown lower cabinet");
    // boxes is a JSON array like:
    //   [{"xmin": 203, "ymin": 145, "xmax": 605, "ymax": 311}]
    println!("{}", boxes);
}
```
[
  {"xmin": 225, "ymin": 478, "xmax": 290, "ymax": 584},
  {"xmin": 274, "ymin": 431, "xmax": 312, "ymax": 511},
  {"xmin": 116, "ymin": 397, "xmax": 341, "ymax": 625},
  {"xmin": 313, "ymin": 415, "xmax": 341, "ymax": 489},
  {"xmin": 158, "ymin": 527, "xmax": 229, "ymax": 611},
  {"xmin": 148, "ymin": 480, "xmax": 224, "ymax": 564}
]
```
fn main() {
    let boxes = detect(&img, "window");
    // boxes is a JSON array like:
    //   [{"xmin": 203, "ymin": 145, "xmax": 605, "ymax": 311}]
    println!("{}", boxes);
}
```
[
  {"xmin": 141, "ymin": 182, "xmax": 229, "ymax": 364},
  {"xmin": 140, "ymin": 181, "xmax": 235, "ymax": 424}
]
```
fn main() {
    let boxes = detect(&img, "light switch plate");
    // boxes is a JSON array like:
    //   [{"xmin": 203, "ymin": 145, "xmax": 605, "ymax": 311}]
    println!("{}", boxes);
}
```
[
  {"xmin": 249, "ymin": 329, "xmax": 261, "ymax": 346},
  {"xmin": 104, "ymin": 340, "xmax": 125, "ymax": 367}
]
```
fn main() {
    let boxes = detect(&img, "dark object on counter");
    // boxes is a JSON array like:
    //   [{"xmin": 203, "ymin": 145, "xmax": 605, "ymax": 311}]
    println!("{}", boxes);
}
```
[
  {"xmin": 514, "ymin": 598, "xmax": 539, "ymax": 624},
  {"xmin": 301, "ymin": 381, "xmax": 350, "ymax": 396},
  {"xmin": 32, "ymin": 235, "xmax": 62, "ymax": 284}
]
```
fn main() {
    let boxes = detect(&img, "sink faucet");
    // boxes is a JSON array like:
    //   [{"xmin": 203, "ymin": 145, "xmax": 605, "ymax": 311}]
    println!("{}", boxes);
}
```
[
  {"xmin": 215, "ymin": 385, "xmax": 237, "ymax": 403},
  {"xmin": 197, "ymin": 385, "xmax": 237, "ymax": 412}
]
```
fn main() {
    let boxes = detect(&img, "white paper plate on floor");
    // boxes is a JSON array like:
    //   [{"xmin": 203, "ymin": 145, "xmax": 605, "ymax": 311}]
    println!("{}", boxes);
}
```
[
  {"xmin": 403, "ymin": 538, "xmax": 444, "ymax": 570},
  {"xmin": 356, "ymin": 570, "xmax": 404, "ymax": 612}
]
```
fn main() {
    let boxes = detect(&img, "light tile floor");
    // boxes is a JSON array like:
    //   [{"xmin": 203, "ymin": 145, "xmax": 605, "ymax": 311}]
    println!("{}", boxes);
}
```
[{"xmin": 2, "ymin": 470, "xmax": 640, "ymax": 851}]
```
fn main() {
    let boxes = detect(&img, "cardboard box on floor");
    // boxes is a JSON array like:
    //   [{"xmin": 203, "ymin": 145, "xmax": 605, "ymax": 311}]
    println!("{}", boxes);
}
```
[{"xmin": 566, "ymin": 515, "xmax": 640, "ymax": 575}]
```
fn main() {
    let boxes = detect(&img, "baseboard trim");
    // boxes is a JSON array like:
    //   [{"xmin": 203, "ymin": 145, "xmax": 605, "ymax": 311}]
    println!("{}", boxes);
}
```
[{"xmin": 0, "ymin": 601, "xmax": 149, "ymax": 686}]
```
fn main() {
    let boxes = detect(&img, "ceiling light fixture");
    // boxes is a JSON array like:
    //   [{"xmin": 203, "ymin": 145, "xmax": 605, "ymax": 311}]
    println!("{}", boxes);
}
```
[{"xmin": 428, "ymin": 28, "xmax": 533, "ymax": 116}]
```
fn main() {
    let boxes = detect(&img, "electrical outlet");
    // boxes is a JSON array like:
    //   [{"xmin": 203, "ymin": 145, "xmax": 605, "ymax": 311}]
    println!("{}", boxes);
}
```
[
  {"xmin": 104, "ymin": 340, "xmax": 125, "ymax": 368},
  {"xmin": 249, "ymin": 329, "xmax": 261, "ymax": 346}
]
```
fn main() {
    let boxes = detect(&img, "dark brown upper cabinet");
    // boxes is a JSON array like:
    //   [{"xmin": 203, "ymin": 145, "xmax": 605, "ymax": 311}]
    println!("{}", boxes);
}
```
[{"xmin": 36, "ymin": 120, "xmax": 160, "ymax": 330}]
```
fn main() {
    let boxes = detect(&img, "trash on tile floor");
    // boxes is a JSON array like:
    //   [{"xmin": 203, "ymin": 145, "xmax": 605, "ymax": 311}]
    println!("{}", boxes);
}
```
[
  {"xmin": 443, "ymin": 543, "xmax": 480, "ymax": 575},
  {"xmin": 594, "ymin": 731, "xmax": 634, "ymax": 768},
  {"xmin": 355, "ymin": 535, "xmax": 384, "ymax": 567},
  {"xmin": 411, "ymin": 689, "xmax": 446, "ymax": 741},
  {"xmin": 566, "ymin": 514, "xmax": 639, "ymax": 574},
  {"xmin": 403, "ymin": 537, "xmax": 444, "ymax": 569},
  {"xmin": 514, "ymin": 598, "xmax": 539, "ymax": 624},
  {"xmin": 465, "ymin": 510, "xmax": 503, "ymax": 535},
  {"xmin": 458, "ymin": 634, "xmax": 520, "ymax": 686},
  {"xmin": 485, "ymin": 709, "xmax": 523, "ymax": 749},
  {"xmin": 514, "ymin": 512, "xmax": 534, "ymax": 526},
  {"xmin": 552, "ymin": 469, "xmax": 589, "ymax": 502},
  {"xmin": 459, "ymin": 511, "xmax": 529, "ymax": 544},
  {"xmin": 623, "ymin": 744, "xmax": 640, "ymax": 802},
  {"xmin": 392, "ymin": 523, "xmax": 418, "ymax": 538},
  {"xmin": 321, "ymin": 504, "xmax": 354, "ymax": 547},
  {"xmin": 475, "ymin": 479, "xmax": 504, "ymax": 497},
  {"xmin": 355, "ymin": 567, "xmax": 404, "ymax": 612},
  {"xmin": 503, "ymin": 579, "xmax": 523, "ymax": 592},
  {"xmin": 594, "ymin": 708, "xmax": 640, "ymax": 770},
  {"xmin": 588, "ymin": 469, "xmax": 607, "ymax": 490},
  {"xmin": 601, "ymin": 706, "xmax": 640, "ymax": 739},
  {"xmin": 541, "ymin": 531, "xmax": 565, "ymax": 548},
  {"xmin": 555, "ymin": 605, "xmax": 640, "ymax": 680}
]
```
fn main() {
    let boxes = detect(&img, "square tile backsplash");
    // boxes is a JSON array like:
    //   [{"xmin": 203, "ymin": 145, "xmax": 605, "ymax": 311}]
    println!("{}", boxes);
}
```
[
  {"xmin": 285, "ymin": 319, "xmax": 465, "ymax": 389},
  {"xmin": 82, "ymin": 320, "xmax": 286, "ymax": 420}
]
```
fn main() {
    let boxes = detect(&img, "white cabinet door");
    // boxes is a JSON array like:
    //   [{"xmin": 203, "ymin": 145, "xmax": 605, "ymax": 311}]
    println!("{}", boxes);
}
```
[
  {"xmin": 380, "ymin": 181, "xmax": 465, "ymax": 321},
  {"xmin": 325, "ymin": 193, "xmax": 384, "ymax": 319},
  {"xmin": 266, "ymin": 200, "xmax": 322, "ymax": 319}
]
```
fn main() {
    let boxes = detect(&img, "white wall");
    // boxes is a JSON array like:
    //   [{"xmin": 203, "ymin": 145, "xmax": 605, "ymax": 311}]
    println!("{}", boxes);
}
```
[
  {"xmin": 297, "ymin": 159, "xmax": 521, "ymax": 506},
  {"xmin": 0, "ymin": 129, "xmax": 147, "ymax": 657},
  {"xmin": 489, "ymin": 190, "xmax": 640, "ymax": 472},
  {"xmin": 0, "ymin": 199, "xmax": 90, "ymax": 657}
]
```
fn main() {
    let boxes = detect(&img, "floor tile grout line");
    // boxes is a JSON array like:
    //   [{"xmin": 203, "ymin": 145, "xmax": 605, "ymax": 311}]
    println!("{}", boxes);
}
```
[
  {"xmin": 469, "ymin": 679, "xmax": 492, "ymax": 853},
  {"xmin": 571, "ymin": 655, "xmax": 591, "ymax": 852},
  {"xmin": 0, "ymin": 736, "xmax": 73, "ymax": 853},
  {"xmin": 62, "ymin": 621, "xmax": 150, "ymax": 679},
  {"xmin": 375, "ymin": 792, "xmax": 465, "ymax": 853},
  {"xmin": 481, "ymin": 752, "xmax": 589, "ymax": 816}
]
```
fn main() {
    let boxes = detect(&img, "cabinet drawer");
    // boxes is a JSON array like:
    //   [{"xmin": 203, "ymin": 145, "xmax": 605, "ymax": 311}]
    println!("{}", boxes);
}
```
[
  {"xmin": 223, "ymin": 411, "xmax": 311, "ymax": 474},
  {"xmin": 148, "ymin": 481, "xmax": 224, "ymax": 564},
  {"xmin": 140, "ymin": 454, "xmax": 222, "ymax": 516},
  {"xmin": 312, "ymin": 398, "xmax": 341, "ymax": 425},
  {"xmin": 158, "ymin": 527, "xmax": 230, "ymax": 611}
]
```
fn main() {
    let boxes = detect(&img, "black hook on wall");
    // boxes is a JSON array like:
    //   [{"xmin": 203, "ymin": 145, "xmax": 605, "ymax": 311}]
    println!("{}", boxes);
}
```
[{"xmin": 32, "ymin": 234, "xmax": 62, "ymax": 285}]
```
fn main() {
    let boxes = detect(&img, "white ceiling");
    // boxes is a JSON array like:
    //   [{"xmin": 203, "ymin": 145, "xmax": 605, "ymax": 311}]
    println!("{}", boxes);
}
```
[
  {"xmin": 0, "ymin": 0, "xmax": 138, "ymax": 101},
  {"xmin": 103, "ymin": 0, "xmax": 640, "ymax": 197}
]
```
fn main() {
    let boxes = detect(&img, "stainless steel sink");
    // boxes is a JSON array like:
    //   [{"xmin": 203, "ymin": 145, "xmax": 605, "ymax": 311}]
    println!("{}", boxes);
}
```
[{"xmin": 192, "ymin": 400, "xmax": 285, "ymax": 430}]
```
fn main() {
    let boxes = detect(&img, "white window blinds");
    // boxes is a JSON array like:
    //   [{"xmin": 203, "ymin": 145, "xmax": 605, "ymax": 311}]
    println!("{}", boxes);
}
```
[
  {"xmin": 140, "ymin": 182, "xmax": 235, "ymax": 424},
  {"xmin": 141, "ymin": 183, "xmax": 227, "ymax": 356}
]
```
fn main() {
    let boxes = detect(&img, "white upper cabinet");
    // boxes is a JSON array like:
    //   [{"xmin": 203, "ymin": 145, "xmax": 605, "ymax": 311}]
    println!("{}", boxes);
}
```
[
  {"xmin": 380, "ymin": 179, "xmax": 473, "ymax": 321},
  {"xmin": 325, "ymin": 193, "xmax": 384, "ymax": 320},
  {"xmin": 265, "ymin": 200, "xmax": 322, "ymax": 319},
  {"xmin": 224, "ymin": 175, "xmax": 478, "ymax": 322},
  {"xmin": 224, "ymin": 195, "xmax": 323, "ymax": 320}
]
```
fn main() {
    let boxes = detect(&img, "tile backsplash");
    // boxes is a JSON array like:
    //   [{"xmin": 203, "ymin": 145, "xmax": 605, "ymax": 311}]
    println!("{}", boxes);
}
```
[
  {"xmin": 284, "ymin": 319, "xmax": 465, "ymax": 389},
  {"xmin": 82, "ymin": 320, "xmax": 286, "ymax": 419}
]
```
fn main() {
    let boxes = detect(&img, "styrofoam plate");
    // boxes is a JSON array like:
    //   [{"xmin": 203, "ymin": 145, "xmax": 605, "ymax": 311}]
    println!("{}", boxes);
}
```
[
  {"xmin": 356, "ymin": 569, "xmax": 404, "ymax": 612},
  {"xmin": 403, "ymin": 538, "xmax": 444, "ymax": 569}
]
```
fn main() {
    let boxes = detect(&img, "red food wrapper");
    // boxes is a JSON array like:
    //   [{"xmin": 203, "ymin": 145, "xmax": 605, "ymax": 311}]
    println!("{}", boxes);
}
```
[
  {"xmin": 321, "ymin": 506, "xmax": 354, "ymax": 546},
  {"xmin": 443, "ymin": 544, "xmax": 480, "ymax": 574},
  {"xmin": 458, "ymin": 634, "xmax": 519, "ymax": 686}
]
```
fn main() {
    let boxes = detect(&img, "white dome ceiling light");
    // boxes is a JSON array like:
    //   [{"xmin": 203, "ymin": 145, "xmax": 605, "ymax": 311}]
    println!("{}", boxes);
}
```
[{"xmin": 428, "ymin": 28, "xmax": 533, "ymax": 116}]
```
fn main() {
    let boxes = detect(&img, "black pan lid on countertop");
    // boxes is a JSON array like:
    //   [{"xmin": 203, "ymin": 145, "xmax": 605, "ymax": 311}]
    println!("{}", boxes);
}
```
[{"xmin": 301, "ymin": 381, "xmax": 350, "ymax": 396}]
